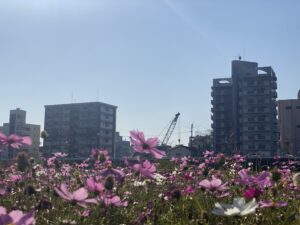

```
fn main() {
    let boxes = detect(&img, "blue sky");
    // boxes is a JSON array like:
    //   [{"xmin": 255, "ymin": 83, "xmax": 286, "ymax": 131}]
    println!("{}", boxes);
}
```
[{"xmin": 0, "ymin": 0, "xmax": 299, "ymax": 145}]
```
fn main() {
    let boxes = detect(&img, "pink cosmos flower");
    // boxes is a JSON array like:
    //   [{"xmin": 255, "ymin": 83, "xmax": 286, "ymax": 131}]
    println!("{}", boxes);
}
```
[
  {"xmin": 86, "ymin": 177, "xmax": 104, "ymax": 193},
  {"xmin": 259, "ymin": 200, "xmax": 287, "ymax": 208},
  {"xmin": 101, "ymin": 195, "xmax": 128, "ymax": 207},
  {"xmin": 133, "ymin": 160, "xmax": 157, "ymax": 179},
  {"xmin": 0, "ymin": 188, "xmax": 6, "ymax": 196},
  {"xmin": 0, "ymin": 206, "xmax": 35, "ymax": 225},
  {"xmin": 99, "ymin": 167, "xmax": 124, "ymax": 183},
  {"xmin": 0, "ymin": 132, "xmax": 32, "ymax": 149},
  {"xmin": 232, "ymin": 154, "xmax": 246, "ymax": 163},
  {"xmin": 53, "ymin": 152, "xmax": 67, "ymax": 157},
  {"xmin": 238, "ymin": 169, "xmax": 271, "ymax": 188},
  {"xmin": 54, "ymin": 184, "xmax": 97, "ymax": 208},
  {"xmin": 91, "ymin": 149, "xmax": 109, "ymax": 162},
  {"xmin": 130, "ymin": 130, "xmax": 166, "ymax": 159},
  {"xmin": 203, "ymin": 150, "xmax": 214, "ymax": 158},
  {"xmin": 181, "ymin": 185, "xmax": 196, "ymax": 196},
  {"xmin": 10, "ymin": 175, "xmax": 23, "ymax": 182},
  {"xmin": 47, "ymin": 157, "xmax": 56, "ymax": 167},
  {"xmin": 199, "ymin": 176, "xmax": 228, "ymax": 192}
]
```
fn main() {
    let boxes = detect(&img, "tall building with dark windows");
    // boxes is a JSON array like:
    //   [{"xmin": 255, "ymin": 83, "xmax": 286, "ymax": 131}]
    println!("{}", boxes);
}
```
[
  {"xmin": 211, "ymin": 60, "xmax": 278, "ymax": 157},
  {"xmin": 43, "ymin": 102, "xmax": 117, "ymax": 159},
  {"xmin": 211, "ymin": 78, "xmax": 234, "ymax": 153}
]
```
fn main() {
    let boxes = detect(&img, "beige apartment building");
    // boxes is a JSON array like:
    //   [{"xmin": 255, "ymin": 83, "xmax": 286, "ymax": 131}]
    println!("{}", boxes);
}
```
[
  {"xmin": 0, "ymin": 108, "xmax": 40, "ymax": 159},
  {"xmin": 278, "ymin": 91, "xmax": 300, "ymax": 156}
]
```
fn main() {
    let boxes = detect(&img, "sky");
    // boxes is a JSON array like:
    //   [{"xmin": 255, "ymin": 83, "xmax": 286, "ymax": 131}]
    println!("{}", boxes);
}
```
[{"xmin": 0, "ymin": 0, "xmax": 299, "ymax": 145}]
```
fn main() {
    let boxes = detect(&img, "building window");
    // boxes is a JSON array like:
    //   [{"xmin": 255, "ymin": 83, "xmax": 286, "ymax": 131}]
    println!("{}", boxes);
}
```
[
  {"xmin": 296, "ymin": 106, "xmax": 300, "ymax": 109},
  {"xmin": 297, "ymin": 125, "xmax": 300, "ymax": 128},
  {"xmin": 248, "ymin": 108, "xmax": 255, "ymax": 113},
  {"xmin": 248, "ymin": 117, "xmax": 254, "ymax": 122},
  {"xmin": 285, "ymin": 106, "xmax": 292, "ymax": 110},
  {"xmin": 248, "ymin": 135, "xmax": 255, "ymax": 140}
]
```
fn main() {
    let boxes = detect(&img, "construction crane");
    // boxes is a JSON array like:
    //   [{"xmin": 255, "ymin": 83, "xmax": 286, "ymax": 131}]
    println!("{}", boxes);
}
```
[{"xmin": 161, "ymin": 112, "xmax": 180, "ymax": 146}]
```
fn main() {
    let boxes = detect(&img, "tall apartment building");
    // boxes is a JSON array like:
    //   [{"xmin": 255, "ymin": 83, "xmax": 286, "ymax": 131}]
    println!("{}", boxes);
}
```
[
  {"xmin": 278, "ymin": 91, "xmax": 300, "ymax": 156},
  {"xmin": 43, "ymin": 102, "xmax": 117, "ymax": 159},
  {"xmin": 211, "ymin": 78, "xmax": 234, "ymax": 153},
  {"xmin": 0, "ymin": 108, "xmax": 40, "ymax": 159},
  {"xmin": 211, "ymin": 60, "xmax": 278, "ymax": 157}
]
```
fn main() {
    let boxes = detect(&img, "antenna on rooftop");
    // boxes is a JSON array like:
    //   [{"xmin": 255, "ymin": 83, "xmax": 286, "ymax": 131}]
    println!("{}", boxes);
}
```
[{"xmin": 242, "ymin": 46, "xmax": 246, "ymax": 60}]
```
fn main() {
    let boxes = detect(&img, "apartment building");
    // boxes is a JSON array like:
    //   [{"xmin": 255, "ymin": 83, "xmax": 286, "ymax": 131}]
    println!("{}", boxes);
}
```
[
  {"xmin": 211, "ymin": 60, "xmax": 278, "ymax": 157},
  {"xmin": 43, "ymin": 102, "xmax": 117, "ymax": 159}
]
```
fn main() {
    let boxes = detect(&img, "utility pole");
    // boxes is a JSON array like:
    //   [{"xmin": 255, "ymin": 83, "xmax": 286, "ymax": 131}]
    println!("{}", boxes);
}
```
[{"xmin": 189, "ymin": 123, "xmax": 194, "ymax": 147}]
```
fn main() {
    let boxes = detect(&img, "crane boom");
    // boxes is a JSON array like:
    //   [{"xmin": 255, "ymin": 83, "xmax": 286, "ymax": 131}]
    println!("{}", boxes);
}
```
[{"xmin": 161, "ymin": 113, "xmax": 180, "ymax": 146}]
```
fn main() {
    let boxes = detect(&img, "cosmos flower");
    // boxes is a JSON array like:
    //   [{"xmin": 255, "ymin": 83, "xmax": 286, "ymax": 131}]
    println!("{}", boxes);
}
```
[
  {"xmin": 0, "ymin": 206, "xmax": 35, "ymax": 225},
  {"xmin": 292, "ymin": 172, "xmax": 300, "ymax": 187},
  {"xmin": 130, "ymin": 130, "xmax": 166, "ymax": 159},
  {"xmin": 91, "ymin": 149, "xmax": 110, "ymax": 162},
  {"xmin": 10, "ymin": 175, "xmax": 23, "ymax": 182},
  {"xmin": 212, "ymin": 197, "xmax": 258, "ymax": 216},
  {"xmin": 86, "ymin": 177, "xmax": 104, "ymax": 193},
  {"xmin": 101, "ymin": 195, "xmax": 128, "ymax": 207},
  {"xmin": 181, "ymin": 185, "xmax": 196, "ymax": 196},
  {"xmin": 0, "ymin": 133, "xmax": 32, "ymax": 149},
  {"xmin": 199, "ymin": 176, "xmax": 228, "ymax": 193},
  {"xmin": 99, "ymin": 167, "xmax": 124, "ymax": 183},
  {"xmin": 238, "ymin": 169, "xmax": 271, "ymax": 188},
  {"xmin": 54, "ymin": 184, "xmax": 97, "ymax": 208},
  {"xmin": 259, "ymin": 200, "xmax": 287, "ymax": 208},
  {"xmin": 243, "ymin": 187, "xmax": 262, "ymax": 200},
  {"xmin": 133, "ymin": 160, "xmax": 157, "ymax": 179},
  {"xmin": 203, "ymin": 150, "xmax": 214, "ymax": 158},
  {"xmin": 53, "ymin": 152, "xmax": 67, "ymax": 158}
]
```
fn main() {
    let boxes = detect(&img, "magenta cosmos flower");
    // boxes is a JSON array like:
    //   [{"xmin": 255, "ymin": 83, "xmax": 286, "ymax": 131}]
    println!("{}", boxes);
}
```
[
  {"xmin": 243, "ymin": 187, "xmax": 262, "ymax": 200},
  {"xmin": 54, "ymin": 184, "xmax": 97, "ymax": 208},
  {"xmin": 199, "ymin": 176, "xmax": 229, "ymax": 192},
  {"xmin": 133, "ymin": 160, "xmax": 157, "ymax": 179},
  {"xmin": 0, "ymin": 132, "xmax": 32, "ymax": 149},
  {"xmin": 0, "ymin": 206, "xmax": 35, "ymax": 225},
  {"xmin": 130, "ymin": 130, "xmax": 166, "ymax": 159}
]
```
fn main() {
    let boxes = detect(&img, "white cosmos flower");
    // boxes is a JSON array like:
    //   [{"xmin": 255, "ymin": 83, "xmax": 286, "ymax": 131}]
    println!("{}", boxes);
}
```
[
  {"xmin": 154, "ymin": 173, "xmax": 166, "ymax": 185},
  {"xmin": 133, "ymin": 180, "xmax": 147, "ymax": 187},
  {"xmin": 212, "ymin": 197, "xmax": 258, "ymax": 216},
  {"xmin": 293, "ymin": 172, "xmax": 300, "ymax": 187}
]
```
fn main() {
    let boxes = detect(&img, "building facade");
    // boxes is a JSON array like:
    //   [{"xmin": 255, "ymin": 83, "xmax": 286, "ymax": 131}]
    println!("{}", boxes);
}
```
[
  {"xmin": 0, "ymin": 108, "xmax": 40, "ymax": 159},
  {"xmin": 43, "ymin": 102, "xmax": 117, "ymax": 159},
  {"xmin": 211, "ymin": 78, "xmax": 234, "ymax": 153},
  {"xmin": 211, "ymin": 60, "xmax": 278, "ymax": 157},
  {"xmin": 115, "ymin": 132, "xmax": 132, "ymax": 159},
  {"xmin": 278, "ymin": 91, "xmax": 300, "ymax": 156},
  {"xmin": 189, "ymin": 133, "xmax": 213, "ymax": 157}
]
